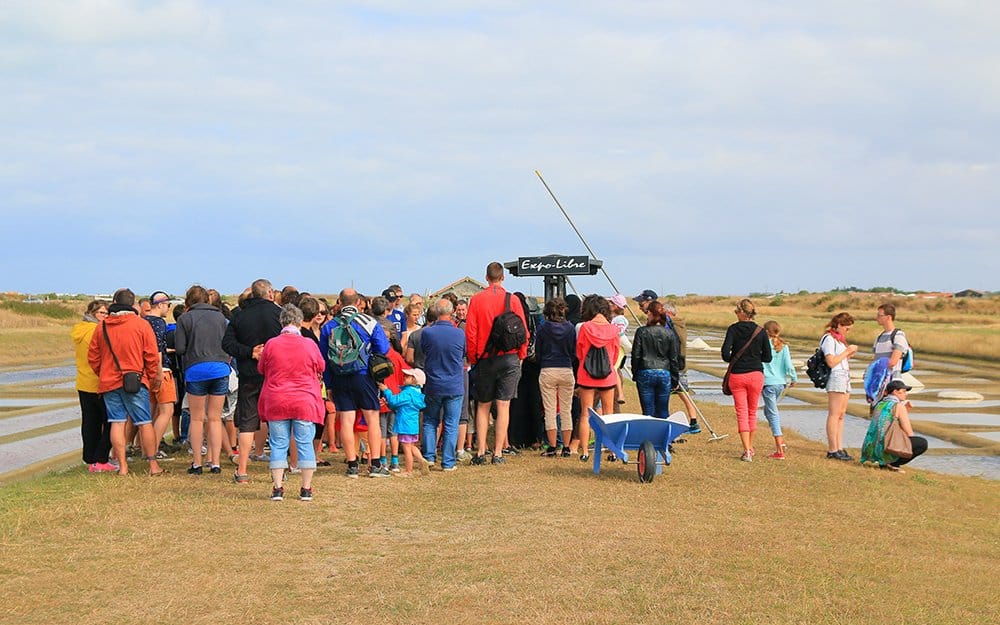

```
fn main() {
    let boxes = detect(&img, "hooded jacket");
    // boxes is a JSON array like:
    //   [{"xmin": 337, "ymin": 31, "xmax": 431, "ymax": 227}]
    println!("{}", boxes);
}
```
[
  {"xmin": 87, "ymin": 312, "xmax": 160, "ymax": 393},
  {"xmin": 575, "ymin": 319, "xmax": 620, "ymax": 387},
  {"xmin": 72, "ymin": 320, "xmax": 100, "ymax": 393},
  {"xmin": 175, "ymin": 303, "xmax": 230, "ymax": 371}
]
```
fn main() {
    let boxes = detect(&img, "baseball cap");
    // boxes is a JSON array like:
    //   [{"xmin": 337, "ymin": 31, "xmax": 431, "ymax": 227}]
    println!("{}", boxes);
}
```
[
  {"xmin": 381, "ymin": 288, "xmax": 399, "ymax": 302},
  {"xmin": 633, "ymin": 289, "xmax": 658, "ymax": 303},
  {"xmin": 609, "ymin": 294, "xmax": 627, "ymax": 309},
  {"xmin": 885, "ymin": 380, "xmax": 912, "ymax": 392},
  {"xmin": 402, "ymin": 368, "xmax": 426, "ymax": 386}
]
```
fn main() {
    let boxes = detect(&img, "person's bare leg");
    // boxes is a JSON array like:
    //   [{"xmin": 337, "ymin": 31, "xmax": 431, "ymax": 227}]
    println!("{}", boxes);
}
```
[
  {"xmin": 457, "ymin": 423, "xmax": 467, "ymax": 453},
  {"xmin": 492, "ymin": 399, "xmax": 511, "ymax": 457},
  {"xmin": 826, "ymin": 392, "xmax": 847, "ymax": 452},
  {"xmin": 236, "ymin": 431, "xmax": 253, "ymax": 476},
  {"xmin": 224, "ymin": 419, "xmax": 237, "ymax": 453},
  {"xmin": 110, "ymin": 422, "xmax": 128, "ymax": 474},
  {"xmin": 188, "ymin": 394, "xmax": 207, "ymax": 467},
  {"xmin": 363, "ymin": 409, "xmax": 381, "ymax": 466},
  {"xmin": 774, "ymin": 435, "xmax": 785, "ymax": 454},
  {"xmin": 475, "ymin": 401, "xmax": 491, "ymax": 456},
  {"xmin": 679, "ymin": 391, "xmax": 697, "ymax": 421},
  {"xmin": 739, "ymin": 431, "xmax": 752, "ymax": 452},
  {"xmin": 576, "ymin": 389, "xmax": 595, "ymax": 456},
  {"xmin": 206, "ymin": 394, "xmax": 226, "ymax": 466},
  {"xmin": 300, "ymin": 468, "xmax": 314, "ymax": 490},
  {"xmin": 338, "ymin": 412, "xmax": 357, "ymax": 462},
  {"xmin": 271, "ymin": 467, "xmax": 284, "ymax": 489},
  {"xmin": 254, "ymin": 425, "xmax": 268, "ymax": 458},
  {"xmin": 153, "ymin": 403, "xmax": 173, "ymax": 447},
  {"xmin": 138, "ymin": 423, "xmax": 162, "ymax": 474},
  {"xmin": 403, "ymin": 442, "xmax": 415, "ymax": 474}
]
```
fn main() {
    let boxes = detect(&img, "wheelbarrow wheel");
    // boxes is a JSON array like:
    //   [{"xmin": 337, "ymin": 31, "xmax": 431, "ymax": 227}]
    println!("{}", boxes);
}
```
[{"xmin": 637, "ymin": 440, "xmax": 656, "ymax": 483}]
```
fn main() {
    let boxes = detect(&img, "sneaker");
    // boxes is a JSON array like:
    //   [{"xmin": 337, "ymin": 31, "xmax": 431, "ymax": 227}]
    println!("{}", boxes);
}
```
[
  {"xmin": 687, "ymin": 422, "xmax": 702, "ymax": 434},
  {"xmin": 740, "ymin": 451, "xmax": 753, "ymax": 462},
  {"xmin": 233, "ymin": 473, "xmax": 249, "ymax": 484},
  {"xmin": 209, "ymin": 465, "xmax": 222, "ymax": 474},
  {"xmin": 561, "ymin": 447, "xmax": 572, "ymax": 458},
  {"xmin": 456, "ymin": 450, "xmax": 471, "ymax": 462},
  {"xmin": 541, "ymin": 448, "xmax": 557, "ymax": 457},
  {"xmin": 187, "ymin": 464, "xmax": 203, "ymax": 475},
  {"xmin": 299, "ymin": 487, "xmax": 313, "ymax": 501},
  {"xmin": 491, "ymin": 455, "xmax": 506, "ymax": 465},
  {"xmin": 270, "ymin": 487, "xmax": 284, "ymax": 501},
  {"xmin": 345, "ymin": 465, "xmax": 359, "ymax": 479},
  {"xmin": 837, "ymin": 449, "xmax": 854, "ymax": 461},
  {"xmin": 250, "ymin": 453, "xmax": 270, "ymax": 462},
  {"xmin": 471, "ymin": 454, "xmax": 488, "ymax": 466},
  {"xmin": 390, "ymin": 463, "xmax": 401, "ymax": 473},
  {"xmin": 502, "ymin": 446, "xmax": 520, "ymax": 456},
  {"xmin": 442, "ymin": 465, "xmax": 457, "ymax": 472},
  {"xmin": 88, "ymin": 462, "xmax": 117, "ymax": 473},
  {"xmin": 316, "ymin": 459, "xmax": 332, "ymax": 467},
  {"xmin": 154, "ymin": 450, "xmax": 171, "ymax": 460},
  {"xmin": 369, "ymin": 465, "xmax": 392, "ymax": 478},
  {"xmin": 579, "ymin": 454, "xmax": 590, "ymax": 462},
  {"xmin": 288, "ymin": 466, "xmax": 302, "ymax": 475},
  {"xmin": 228, "ymin": 453, "xmax": 240, "ymax": 465},
  {"xmin": 768, "ymin": 451, "xmax": 785, "ymax": 460}
]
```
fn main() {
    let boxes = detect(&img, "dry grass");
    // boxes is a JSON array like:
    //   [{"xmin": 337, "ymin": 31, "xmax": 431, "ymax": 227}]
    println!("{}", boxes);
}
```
[{"xmin": 1, "ymin": 394, "xmax": 998, "ymax": 625}]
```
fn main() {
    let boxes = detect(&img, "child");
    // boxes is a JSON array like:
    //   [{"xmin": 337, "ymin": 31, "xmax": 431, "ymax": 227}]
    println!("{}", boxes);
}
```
[
  {"xmin": 761, "ymin": 320, "xmax": 797, "ymax": 459},
  {"xmin": 379, "ymin": 368, "xmax": 429, "ymax": 477}
]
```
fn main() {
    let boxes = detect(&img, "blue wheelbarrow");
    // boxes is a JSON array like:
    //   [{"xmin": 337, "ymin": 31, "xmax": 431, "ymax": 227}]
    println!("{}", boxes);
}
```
[{"xmin": 588, "ymin": 408, "xmax": 690, "ymax": 482}]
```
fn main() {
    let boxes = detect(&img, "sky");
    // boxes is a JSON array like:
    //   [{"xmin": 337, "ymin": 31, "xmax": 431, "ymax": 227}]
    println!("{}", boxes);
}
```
[{"xmin": 1, "ymin": 1, "xmax": 997, "ymax": 299}]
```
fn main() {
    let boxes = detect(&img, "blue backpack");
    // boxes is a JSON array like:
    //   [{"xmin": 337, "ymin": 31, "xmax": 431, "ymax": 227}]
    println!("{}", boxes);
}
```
[{"xmin": 864, "ymin": 357, "xmax": 891, "ymax": 404}]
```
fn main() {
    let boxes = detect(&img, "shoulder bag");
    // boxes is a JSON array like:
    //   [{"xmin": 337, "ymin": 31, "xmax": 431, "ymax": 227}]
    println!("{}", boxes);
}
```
[
  {"xmin": 883, "ymin": 416, "xmax": 913, "ymax": 459},
  {"xmin": 103, "ymin": 322, "xmax": 144, "ymax": 394}
]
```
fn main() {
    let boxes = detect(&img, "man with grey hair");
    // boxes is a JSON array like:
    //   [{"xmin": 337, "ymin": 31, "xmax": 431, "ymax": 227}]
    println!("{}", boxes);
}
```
[
  {"xmin": 663, "ymin": 301, "xmax": 700, "ymax": 434},
  {"xmin": 419, "ymin": 298, "xmax": 467, "ymax": 471},
  {"xmin": 223, "ymin": 278, "xmax": 282, "ymax": 483},
  {"xmin": 320, "ymin": 288, "xmax": 391, "ymax": 478}
]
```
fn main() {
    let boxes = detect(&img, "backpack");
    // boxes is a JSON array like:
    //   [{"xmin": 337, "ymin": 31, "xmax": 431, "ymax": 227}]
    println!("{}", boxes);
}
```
[
  {"xmin": 805, "ymin": 335, "xmax": 833, "ymax": 389},
  {"xmin": 583, "ymin": 344, "xmax": 612, "ymax": 379},
  {"xmin": 326, "ymin": 311, "xmax": 371, "ymax": 376},
  {"xmin": 367, "ymin": 351, "xmax": 394, "ymax": 383},
  {"xmin": 484, "ymin": 293, "xmax": 527, "ymax": 357},
  {"xmin": 890, "ymin": 329, "xmax": 914, "ymax": 373}
]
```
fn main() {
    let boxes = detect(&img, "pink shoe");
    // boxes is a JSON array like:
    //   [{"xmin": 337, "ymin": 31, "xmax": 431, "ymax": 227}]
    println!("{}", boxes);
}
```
[
  {"xmin": 768, "ymin": 451, "xmax": 785, "ymax": 460},
  {"xmin": 89, "ymin": 462, "xmax": 117, "ymax": 472}
]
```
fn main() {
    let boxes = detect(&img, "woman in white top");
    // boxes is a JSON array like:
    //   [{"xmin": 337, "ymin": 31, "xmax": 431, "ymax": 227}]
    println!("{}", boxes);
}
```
[{"xmin": 821, "ymin": 312, "xmax": 859, "ymax": 461}]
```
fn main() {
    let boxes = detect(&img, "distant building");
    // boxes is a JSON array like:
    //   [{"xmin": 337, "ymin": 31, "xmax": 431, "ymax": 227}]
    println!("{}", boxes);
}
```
[
  {"xmin": 427, "ymin": 276, "xmax": 487, "ymax": 301},
  {"xmin": 954, "ymin": 289, "xmax": 984, "ymax": 298}
]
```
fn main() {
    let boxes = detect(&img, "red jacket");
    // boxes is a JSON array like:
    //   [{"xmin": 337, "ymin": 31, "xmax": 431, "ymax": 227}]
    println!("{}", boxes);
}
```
[
  {"xmin": 257, "ymin": 330, "xmax": 325, "ymax": 424},
  {"xmin": 379, "ymin": 348, "xmax": 408, "ymax": 414},
  {"xmin": 465, "ymin": 284, "xmax": 528, "ymax": 365},
  {"xmin": 576, "ymin": 319, "xmax": 620, "ymax": 387},
  {"xmin": 88, "ymin": 312, "xmax": 160, "ymax": 393}
]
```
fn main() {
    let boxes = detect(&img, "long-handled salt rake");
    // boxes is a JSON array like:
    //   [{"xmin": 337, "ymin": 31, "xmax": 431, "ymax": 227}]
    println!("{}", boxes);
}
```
[{"xmin": 677, "ymin": 389, "xmax": 729, "ymax": 442}]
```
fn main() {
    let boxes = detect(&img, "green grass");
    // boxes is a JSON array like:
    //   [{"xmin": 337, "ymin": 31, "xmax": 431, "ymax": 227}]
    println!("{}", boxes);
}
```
[{"xmin": 0, "ymin": 300, "xmax": 76, "ymax": 320}]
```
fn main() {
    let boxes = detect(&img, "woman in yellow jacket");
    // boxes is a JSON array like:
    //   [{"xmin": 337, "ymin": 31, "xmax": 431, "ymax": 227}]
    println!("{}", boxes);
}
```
[{"xmin": 72, "ymin": 300, "xmax": 115, "ymax": 472}]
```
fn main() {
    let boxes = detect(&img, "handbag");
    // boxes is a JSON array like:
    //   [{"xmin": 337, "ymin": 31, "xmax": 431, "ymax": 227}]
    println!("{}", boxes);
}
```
[
  {"xmin": 883, "ymin": 417, "xmax": 913, "ymax": 459},
  {"xmin": 722, "ymin": 325, "xmax": 763, "ymax": 396},
  {"xmin": 103, "ymin": 321, "xmax": 143, "ymax": 394}
]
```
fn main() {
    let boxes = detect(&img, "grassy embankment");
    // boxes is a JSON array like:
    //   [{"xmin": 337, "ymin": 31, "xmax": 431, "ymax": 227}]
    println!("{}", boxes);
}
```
[
  {"xmin": 0, "ymin": 386, "xmax": 998, "ymax": 625},
  {"xmin": 0, "ymin": 299, "xmax": 81, "ymax": 368}
]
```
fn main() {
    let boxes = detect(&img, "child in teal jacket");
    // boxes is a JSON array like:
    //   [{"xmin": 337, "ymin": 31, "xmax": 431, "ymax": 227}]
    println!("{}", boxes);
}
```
[{"xmin": 379, "ymin": 368, "xmax": 429, "ymax": 476}]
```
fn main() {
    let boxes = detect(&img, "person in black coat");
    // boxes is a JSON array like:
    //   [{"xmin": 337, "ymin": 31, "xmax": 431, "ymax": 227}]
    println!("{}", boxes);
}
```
[{"xmin": 721, "ymin": 298, "xmax": 772, "ymax": 462}]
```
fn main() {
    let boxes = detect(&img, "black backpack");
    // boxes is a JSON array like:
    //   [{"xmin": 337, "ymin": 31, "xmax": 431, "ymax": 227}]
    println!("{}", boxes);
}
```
[
  {"xmin": 805, "ymin": 335, "xmax": 833, "ymax": 388},
  {"xmin": 484, "ymin": 293, "xmax": 527, "ymax": 357},
  {"xmin": 583, "ymin": 344, "xmax": 612, "ymax": 379}
]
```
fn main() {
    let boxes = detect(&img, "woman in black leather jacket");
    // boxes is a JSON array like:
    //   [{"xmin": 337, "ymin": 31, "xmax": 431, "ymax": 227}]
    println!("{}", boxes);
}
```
[{"xmin": 631, "ymin": 301, "xmax": 681, "ymax": 418}]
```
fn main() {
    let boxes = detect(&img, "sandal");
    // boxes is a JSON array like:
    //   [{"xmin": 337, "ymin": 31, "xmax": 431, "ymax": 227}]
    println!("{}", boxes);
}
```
[{"xmin": 149, "ymin": 469, "xmax": 169, "ymax": 477}]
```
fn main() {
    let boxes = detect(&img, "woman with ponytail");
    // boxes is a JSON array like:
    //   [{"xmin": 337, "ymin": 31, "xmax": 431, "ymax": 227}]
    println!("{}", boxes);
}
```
[{"xmin": 761, "ymin": 321, "xmax": 797, "ymax": 459}]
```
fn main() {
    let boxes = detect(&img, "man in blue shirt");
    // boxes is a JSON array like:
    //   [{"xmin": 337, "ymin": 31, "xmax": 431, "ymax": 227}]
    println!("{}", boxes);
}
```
[
  {"xmin": 320, "ymin": 288, "xmax": 391, "ymax": 478},
  {"xmin": 419, "ymin": 298, "xmax": 467, "ymax": 471},
  {"xmin": 383, "ymin": 285, "xmax": 406, "ymax": 335}
]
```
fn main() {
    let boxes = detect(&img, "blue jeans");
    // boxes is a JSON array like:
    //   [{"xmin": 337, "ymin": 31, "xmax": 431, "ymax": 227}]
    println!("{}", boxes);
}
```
[
  {"xmin": 422, "ymin": 395, "xmax": 462, "ymax": 468},
  {"xmin": 635, "ymin": 369, "xmax": 672, "ymax": 419},
  {"xmin": 761, "ymin": 384, "xmax": 784, "ymax": 436},
  {"xmin": 103, "ymin": 386, "xmax": 153, "ymax": 425},
  {"xmin": 268, "ymin": 420, "xmax": 316, "ymax": 470}
]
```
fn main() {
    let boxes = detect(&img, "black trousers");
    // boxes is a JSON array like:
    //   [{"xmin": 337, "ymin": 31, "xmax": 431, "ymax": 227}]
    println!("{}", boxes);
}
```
[
  {"xmin": 79, "ymin": 390, "xmax": 111, "ymax": 464},
  {"xmin": 890, "ymin": 436, "xmax": 928, "ymax": 467}
]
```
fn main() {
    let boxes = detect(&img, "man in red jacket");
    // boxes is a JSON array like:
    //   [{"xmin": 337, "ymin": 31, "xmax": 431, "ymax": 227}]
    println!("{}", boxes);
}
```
[
  {"xmin": 465, "ymin": 262, "xmax": 528, "ymax": 465},
  {"xmin": 88, "ymin": 288, "xmax": 164, "ymax": 476}
]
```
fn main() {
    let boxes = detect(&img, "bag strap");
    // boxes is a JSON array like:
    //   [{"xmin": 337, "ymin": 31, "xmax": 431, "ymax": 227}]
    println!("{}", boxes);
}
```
[
  {"xmin": 102, "ymin": 321, "xmax": 124, "ymax": 373},
  {"xmin": 724, "ymin": 325, "xmax": 763, "ymax": 376},
  {"xmin": 504, "ymin": 292, "xmax": 511, "ymax": 313}
]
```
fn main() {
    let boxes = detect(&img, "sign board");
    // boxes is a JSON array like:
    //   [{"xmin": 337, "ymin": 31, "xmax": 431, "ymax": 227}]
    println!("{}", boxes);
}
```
[{"xmin": 509, "ymin": 255, "xmax": 597, "ymax": 276}]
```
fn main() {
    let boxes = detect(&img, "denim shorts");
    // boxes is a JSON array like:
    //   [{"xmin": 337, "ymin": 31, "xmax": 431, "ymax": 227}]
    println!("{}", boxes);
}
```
[
  {"xmin": 103, "ymin": 386, "xmax": 153, "ymax": 425},
  {"xmin": 185, "ymin": 375, "xmax": 229, "ymax": 396},
  {"xmin": 826, "ymin": 370, "xmax": 851, "ymax": 394}
]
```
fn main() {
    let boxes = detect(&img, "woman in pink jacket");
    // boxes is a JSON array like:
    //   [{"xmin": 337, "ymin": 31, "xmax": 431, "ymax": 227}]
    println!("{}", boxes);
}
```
[
  {"xmin": 571, "ymin": 295, "xmax": 620, "ymax": 462},
  {"xmin": 257, "ymin": 304, "xmax": 326, "ymax": 501}
]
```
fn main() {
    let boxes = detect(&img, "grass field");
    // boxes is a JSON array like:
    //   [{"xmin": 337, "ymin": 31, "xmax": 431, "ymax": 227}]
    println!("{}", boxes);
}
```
[{"xmin": 1, "ymin": 392, "xmax": 998, "ymax": 625}]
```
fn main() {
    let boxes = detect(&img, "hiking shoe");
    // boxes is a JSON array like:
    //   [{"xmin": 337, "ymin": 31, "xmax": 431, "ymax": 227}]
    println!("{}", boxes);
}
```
[
  {"xmin": 369, "ymin": 466, "xmax": 392, "ymax": 478},
  {"xmin": 768, "ymin": 451, "xmax": 785, "ymax": 460},
  {"xmin": 187, "ymin": 464, "xmax": 203, "ymax": 475},
  {"xmin": 299, "ymin": 487, "xmax": 313, "ymax": 501},
  {"xmin": 270, "ymin": 487, "xmax": 284, "ymax": 501},
  {"xmin": 740, "ymin": 451, "xmax": 753, "ymax": 462},
  {"xmin": 209, "ymin": 465, "xmax": 222, "ymax": 474},
  {"xmin": 471, "ymin": 454, "xmax": 488, "ymax": 466},
  {"xmin": 687, "ymin": 422, "xmax": 702, "ymax": 434},
  {"xmin": 502, "ymin": 446, "xmax": 520, "ymax": 456},
  {"xmin": 233, "ymin": 473, "xmax": 249, "ymax": 484},
  {"xmin": 541, "ymin": 447, "xmax": 557, "ymax": 457},
  {"xmin": 491, "ymin": 455, "xmax": 506, "ymax": 465},
  {"xmin": 837, "ymin": 449, "xmax": 854, "ymax": 461},
  {"xmin": 345, "ymin": 465, "xmax": 359, "ymax": 479}
]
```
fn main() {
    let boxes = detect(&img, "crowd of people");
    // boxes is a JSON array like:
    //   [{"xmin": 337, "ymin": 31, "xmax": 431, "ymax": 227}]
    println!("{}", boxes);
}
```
[{"xmin": 71, "ymin": 264, "xmax": 926, "ymax": 500}]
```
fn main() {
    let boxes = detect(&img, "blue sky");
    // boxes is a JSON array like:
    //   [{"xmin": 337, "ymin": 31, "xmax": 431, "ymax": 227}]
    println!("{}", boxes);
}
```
[{"xmin": 1, "ymin": 1, "xmax": 997, "ymax": 298}]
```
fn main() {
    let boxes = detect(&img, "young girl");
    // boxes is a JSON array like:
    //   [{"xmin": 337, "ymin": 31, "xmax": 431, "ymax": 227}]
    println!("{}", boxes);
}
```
[
  {"xmin": 380, "ymin": 368, "xmax": 429, "ymax": 477},
  {"xmin": 761, "ymin": 321, "xmax": 797, "ymax": 459}
]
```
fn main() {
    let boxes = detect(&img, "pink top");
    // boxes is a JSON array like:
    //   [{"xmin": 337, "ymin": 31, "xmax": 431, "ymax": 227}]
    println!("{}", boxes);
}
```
[
  {"xmin": 257, "ymin": 329, "xmax": 325, "ymax": 424},
  {"xmin": 576, "ymin": 318, "xmax": 621, "ymax": 387}
]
